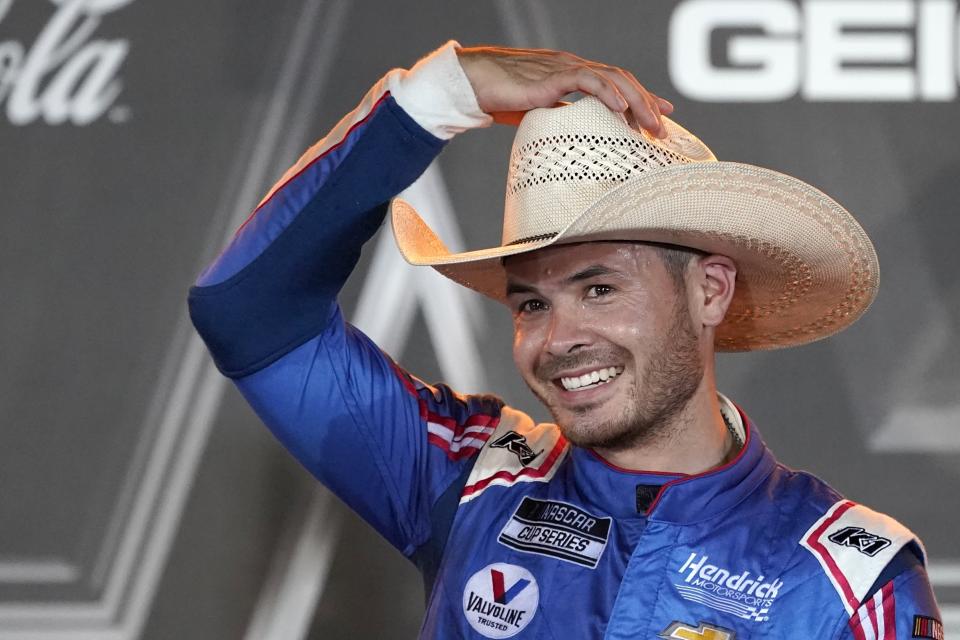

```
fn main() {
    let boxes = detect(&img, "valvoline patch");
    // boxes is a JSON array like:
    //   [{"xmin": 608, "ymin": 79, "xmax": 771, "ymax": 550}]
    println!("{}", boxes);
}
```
[{"xmin": 462, "ymin": 563, "xmax": 539, "ymax": 638}]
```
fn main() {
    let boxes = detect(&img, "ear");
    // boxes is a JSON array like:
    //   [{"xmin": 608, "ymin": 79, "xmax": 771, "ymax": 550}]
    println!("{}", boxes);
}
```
[{"xmin": 695, "ymin": 254, "xmax": 737, "ymax": 328}]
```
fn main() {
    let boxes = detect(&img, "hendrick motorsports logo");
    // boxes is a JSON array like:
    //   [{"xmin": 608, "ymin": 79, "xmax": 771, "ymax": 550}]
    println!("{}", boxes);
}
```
[
  {"xmin": 462, "ymin": 563, "xmax": 539, "ymax": 638},
  {"xmin": 674, "ymin": 552, "xmax": 783, "ymax": 623}
]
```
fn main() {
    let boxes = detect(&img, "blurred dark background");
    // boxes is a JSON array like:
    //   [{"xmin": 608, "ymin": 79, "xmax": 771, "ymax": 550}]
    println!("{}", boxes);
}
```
[{"xmin": 1, "ymin": 0, "xmax": 957, "ymax": 637}]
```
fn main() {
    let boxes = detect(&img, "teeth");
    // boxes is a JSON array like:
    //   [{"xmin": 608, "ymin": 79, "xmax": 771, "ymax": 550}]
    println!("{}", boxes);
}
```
[{"xmin": 560, "ymin": 367, "xmax": 622, "ymax": 391}]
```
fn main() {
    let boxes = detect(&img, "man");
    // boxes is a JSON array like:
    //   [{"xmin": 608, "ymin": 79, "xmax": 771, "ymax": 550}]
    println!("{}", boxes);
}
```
[{"xmin": 188, "ymin": 42, "xmax": 942, "ymax": 639}]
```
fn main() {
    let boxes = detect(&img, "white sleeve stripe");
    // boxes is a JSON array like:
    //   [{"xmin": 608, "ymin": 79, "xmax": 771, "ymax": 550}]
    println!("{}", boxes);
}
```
[
  {"xmin": 427, "ymin": 422, "xmax": 496, "ymax": 441},
  {"xmin": 873, "ymin": 589, "xmax": 885, "ymax": 640},
  {"xmin": 256, "ymin": 77, "xmax": 397, "ymax": 209},
  {"xmin": 256, "ymin": 40, "xmax": 491, "ymax": 211}
]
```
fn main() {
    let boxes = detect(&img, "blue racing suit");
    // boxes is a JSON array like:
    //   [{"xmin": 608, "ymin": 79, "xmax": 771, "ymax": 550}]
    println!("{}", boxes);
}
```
[{"xmin": 188, "ymin": 42, "xmax": 942, "ymax": 639}]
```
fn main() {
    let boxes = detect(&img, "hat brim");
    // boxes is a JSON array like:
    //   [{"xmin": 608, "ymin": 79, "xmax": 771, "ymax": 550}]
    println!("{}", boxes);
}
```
[{"xmin": 391, "ymin": 161, "xmax": 878, "ymax": 352}]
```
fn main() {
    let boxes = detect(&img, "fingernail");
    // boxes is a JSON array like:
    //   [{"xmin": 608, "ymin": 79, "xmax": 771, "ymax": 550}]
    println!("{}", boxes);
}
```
[{"xmin": 617, "ymin": 95, "xmax": 628, "ymax": 111}]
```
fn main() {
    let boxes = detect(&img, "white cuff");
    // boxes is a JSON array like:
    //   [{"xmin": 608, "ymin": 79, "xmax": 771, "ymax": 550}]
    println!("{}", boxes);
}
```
[{"xmin": 389, "ymin": 40, "xmax": 493, "ymax": 140}]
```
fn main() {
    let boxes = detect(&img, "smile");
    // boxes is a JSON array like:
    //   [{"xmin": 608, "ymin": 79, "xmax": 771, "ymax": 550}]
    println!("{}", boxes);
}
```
[{"xmin": 559, "ymin": 367, "xmax": 623, "ymax": 391}]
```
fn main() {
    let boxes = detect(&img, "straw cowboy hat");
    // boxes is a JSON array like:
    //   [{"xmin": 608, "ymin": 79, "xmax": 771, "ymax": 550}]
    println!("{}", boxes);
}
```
[{"xmin": 390, "ymin": 96, "xmax": 878, "ymax": 352}]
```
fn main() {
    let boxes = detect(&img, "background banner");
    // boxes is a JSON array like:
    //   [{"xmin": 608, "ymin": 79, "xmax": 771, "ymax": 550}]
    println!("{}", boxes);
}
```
[{"xmin": 1, "ymin": 1, "xmax": 957, "ymax": 637}]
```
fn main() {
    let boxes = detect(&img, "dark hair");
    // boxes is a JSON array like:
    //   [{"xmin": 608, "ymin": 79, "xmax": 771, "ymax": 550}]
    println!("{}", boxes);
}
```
[{"xmin": 648, "ymin": 243, "xmax": 706, "ymax": 290}]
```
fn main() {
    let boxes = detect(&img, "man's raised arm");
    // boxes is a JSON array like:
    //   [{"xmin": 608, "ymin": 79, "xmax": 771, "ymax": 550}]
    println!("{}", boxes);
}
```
[
  {"xmin": 189, "ymin": 41, "xmax": 490, "ymax": 378},
  {"xmin": 187, "ymin": 41, "xmax": 670, "ymax": 557}
]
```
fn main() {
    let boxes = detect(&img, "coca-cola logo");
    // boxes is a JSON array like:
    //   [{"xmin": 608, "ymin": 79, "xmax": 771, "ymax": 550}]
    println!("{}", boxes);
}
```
[{"xmin": 0, "ymin": 0, "xmax": 133, "ymax": 126}]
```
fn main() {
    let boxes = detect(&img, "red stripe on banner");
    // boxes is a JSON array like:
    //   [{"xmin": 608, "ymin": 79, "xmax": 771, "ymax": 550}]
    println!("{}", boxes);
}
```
[
  {"xmin": 807, "ymin": 500, "xmax": 859, "ymax": 613},
  {"xmin": 882, "ymin": 582, "xmax": 896, "ymax": 639},
  {"xmin": 461, "ymin": 435, "xmax": 568, "ymax": 498},
  {"xmin": 235, "ymin": 91, "xmax": 393, "ymax": 234}
]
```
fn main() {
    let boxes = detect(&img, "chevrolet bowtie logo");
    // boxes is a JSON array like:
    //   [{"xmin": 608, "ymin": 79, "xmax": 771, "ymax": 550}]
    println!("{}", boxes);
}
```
[{"xmin": 659, "ymin": 621, "xmax": 736, "ymax": 640}]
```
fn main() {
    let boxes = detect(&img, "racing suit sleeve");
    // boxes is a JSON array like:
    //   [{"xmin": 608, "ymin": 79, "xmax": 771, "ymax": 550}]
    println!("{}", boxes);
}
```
[
  {"xmin": 835, "ymin": 545, "xmax": 943, "ymax": 640},
  {"xmin": 187, "ymin": 41, "xmax": 497, "ymax": 558}
]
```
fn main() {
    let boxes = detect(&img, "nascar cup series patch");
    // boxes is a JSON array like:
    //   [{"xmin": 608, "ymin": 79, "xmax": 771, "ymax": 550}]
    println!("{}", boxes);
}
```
[
  {"xmin": 462, "ymin": 563, "xmax": 539, "ymax": 638},
  {"xmin": 497, "ymin": 497, "xmax": 611, "ymax": 568}
]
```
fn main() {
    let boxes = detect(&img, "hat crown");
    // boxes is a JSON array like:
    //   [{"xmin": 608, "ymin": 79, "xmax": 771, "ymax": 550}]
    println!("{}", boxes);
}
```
[{"xmin": 502, "ymin": 96, "xmax": 717, "ymax": 246}]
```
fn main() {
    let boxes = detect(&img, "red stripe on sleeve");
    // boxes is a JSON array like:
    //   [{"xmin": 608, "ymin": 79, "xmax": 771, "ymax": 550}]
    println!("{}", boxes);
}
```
[
  {"xmin": 807, "ymin": 500, "xmax": 860, "ymax": 613},
  {"xmin": 235, "ymin": 91, "xmax": 393, "ymax": 234},
  {"xmin": 882, "ymin": 582, "xmax": 896, "ymax": 639}
]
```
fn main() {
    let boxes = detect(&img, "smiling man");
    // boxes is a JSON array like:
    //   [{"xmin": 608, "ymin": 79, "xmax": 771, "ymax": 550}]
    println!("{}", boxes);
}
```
[
  {"xmin": 504, "ymin": 242, "xmax": 734, "ymax": 474},
  {"xmin": 188, "ymin": 42, "xmax": 941, "ymax": 638}
]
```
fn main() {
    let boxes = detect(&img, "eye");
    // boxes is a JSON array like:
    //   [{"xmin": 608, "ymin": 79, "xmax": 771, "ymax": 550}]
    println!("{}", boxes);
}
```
[
  {"xmin": 517, "ymin": 298, "xmax": 548, "ymax": 314},
  {"xmin": 586, "ymin": 284, "xmax": 614, "ymax": 298}
]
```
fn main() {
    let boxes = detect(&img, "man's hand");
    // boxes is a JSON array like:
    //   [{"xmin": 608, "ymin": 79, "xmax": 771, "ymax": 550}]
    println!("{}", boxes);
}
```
[{"xmin": 456, "ymin": 46, "xmax": 673, "ymax": 137}]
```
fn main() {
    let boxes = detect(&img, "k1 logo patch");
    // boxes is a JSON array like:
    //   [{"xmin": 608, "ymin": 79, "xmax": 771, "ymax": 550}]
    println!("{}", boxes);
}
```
[
  {"xmin": 828, "ymin": 526, "xmax": 892, "ymax": 556},
  {"xmin": 462, "ymin": 563, "xmax": 539, "ymax": 638},
  {"xmin": 490, "ymin": 431, "xmax": 542, "ymax": 466},
  {"xmin": 659, "ymin": 620, "xmax": 736, "ymax": 639},
  {"xmin": 498, "ymin": 497, "xmax": 611, "ymax": 568}
]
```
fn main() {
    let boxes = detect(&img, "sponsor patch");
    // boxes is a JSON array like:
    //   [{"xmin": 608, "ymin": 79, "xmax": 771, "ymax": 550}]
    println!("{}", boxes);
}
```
[
  {"xmin": 497, "ymin": 497, "xmax": 611, "ymax": 569},
  {"xmin": 462, "ymin": 563, "xmax": 538, "ymax": 638},
  {"xmin": 673, "ymin": 552, "xmax": 783, "ymax": 623},
  {"xmin": 489, "ymin": 431, "xmax": 542, "ymax": 466},
  {"xmin": 460, "ymin": 410, "xmax": 569, "ymax": 504},
  {"xmin": 801, "ymin": 500, "xmax": 917, "ymax": 616},
  {"xmin": 659, "ymin": 620, "xmax": 736, "ymax": 639},
  {"xmin": 828, "ymin": 526, "xmax": 892, "ymax": 557},
  {"xmin": 913, "ymin": 615, "xmax": 944, "ymax": 639}
]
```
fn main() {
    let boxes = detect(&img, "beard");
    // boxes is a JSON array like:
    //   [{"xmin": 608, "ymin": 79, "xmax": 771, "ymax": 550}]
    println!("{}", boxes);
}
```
[{"xmin": 529, "ymin": 295, "xmax": 704, "ymax": 451}]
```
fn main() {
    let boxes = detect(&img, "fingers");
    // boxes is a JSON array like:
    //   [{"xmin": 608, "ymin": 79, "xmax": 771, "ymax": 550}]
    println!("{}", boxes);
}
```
[
  {"xmin": 465, "ymin": 45, "xmax": 676, "ymax": 134},
  {"xmin": 594, "ymin": 65, "xmax": 669, "ymax": 138},
  {"xmin": 551, "ymin": 66, "xmax": 630, "ymax": 115}
]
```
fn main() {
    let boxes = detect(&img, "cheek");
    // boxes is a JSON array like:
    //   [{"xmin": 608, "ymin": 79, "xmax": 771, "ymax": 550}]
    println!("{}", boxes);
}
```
[
  {"xmin": 593, "ymin": 306, "xmax": 644, "ymax": 337},
  {"xmin": 591, "ymin": 306, "xmax": 659, "ymax": 354},
  {"xmin": 512, "ymin": 324, "xmax": 540, "ymax": 374}
]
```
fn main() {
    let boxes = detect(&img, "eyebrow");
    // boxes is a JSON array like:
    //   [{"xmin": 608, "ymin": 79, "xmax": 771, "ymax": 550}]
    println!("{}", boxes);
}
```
[
  {"xmin": 505, "ymin": 280, "xmax": 539, "ymax": 297},
  {"xmin": 504, "ymin": 264, "xmax": 622, "ymax": 297},
  {"xmin": 566, "ymin": 264, "xmax": 620, "ymax": 283}
]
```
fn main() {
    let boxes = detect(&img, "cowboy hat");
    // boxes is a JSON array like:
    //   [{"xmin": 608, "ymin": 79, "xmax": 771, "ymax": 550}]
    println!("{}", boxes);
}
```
[{"xmin": 390, "ymin": 96, "xmax": 878, "ymax": 352}]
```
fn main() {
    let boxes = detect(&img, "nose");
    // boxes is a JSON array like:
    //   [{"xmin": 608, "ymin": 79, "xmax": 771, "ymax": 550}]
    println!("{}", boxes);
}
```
[{"xmin": 544, "ymin": 306, "xmax": 591, "ymax": 356}]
